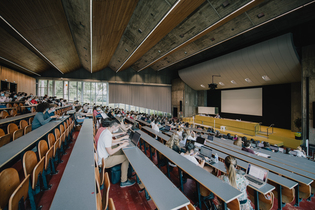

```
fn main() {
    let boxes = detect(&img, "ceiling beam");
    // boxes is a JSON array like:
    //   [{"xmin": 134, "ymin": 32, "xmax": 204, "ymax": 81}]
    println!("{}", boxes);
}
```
[
  {"xmin": 92, "ymin": 0, "xmax": 139, "ymax": 73},
  {"xmin": 116, "ymin": 0, "xmax": 206, "ymax": 72},
  {"xmin": 138, "ymin": 0, "xmax": 265, "ymax": 72}
]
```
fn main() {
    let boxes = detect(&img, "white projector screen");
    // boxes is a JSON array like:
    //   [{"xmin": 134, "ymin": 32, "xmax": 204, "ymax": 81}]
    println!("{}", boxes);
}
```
[
  {"xmin": 221, "ymin": 88, "xmax": 262, "ymax": 116},
  {"xmin": 198, "ymin": 107, "xmax": 216, "ymax": 114}
]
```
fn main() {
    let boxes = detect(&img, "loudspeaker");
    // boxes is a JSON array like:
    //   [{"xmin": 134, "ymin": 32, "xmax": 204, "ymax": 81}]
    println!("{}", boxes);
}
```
[
  {"xmin": 180, "ymin": 101, "xmax": 182, "ymax": 111},
  {"xmin": 313, "ymin": 102, "xmax": 315, "ymax": 128}
]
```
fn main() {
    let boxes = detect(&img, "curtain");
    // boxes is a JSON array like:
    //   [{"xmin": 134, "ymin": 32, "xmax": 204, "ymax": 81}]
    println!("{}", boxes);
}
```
[{"xmin": 109, "ymin": 83, "xmax": 171, "ymax": 113}]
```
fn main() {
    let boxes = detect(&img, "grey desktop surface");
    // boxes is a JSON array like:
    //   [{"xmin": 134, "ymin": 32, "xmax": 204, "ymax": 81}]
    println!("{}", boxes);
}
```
[
  {"xmin": 136, "ymin": 119, "xmax": 151, "ymax": 126},
  {"xmin": 0, "ymin": 112, "xmax": 36, "ymax": 125},
  {"xmin": 50, "ymin": 119, "xmax": 96, "ymax": 210},
  {"xmin": 207, "ymin": 138, "xmax": 315, "ymax": 181},
  {"xmin": 143, "ymin": 126, "xmax": 171, "ymax": 141},
  {"xmin": 0, "ymin": 116, "xmax": 69, "ymax": 169},
  {"xmin": 204, "ymin": 141, "xmax": 313, "ymax": 185},
  {"xmin": 123, "ymin": 146, "xmax": 189, "ymax": 210},
  {"xmin": 136, "ymin": 130, "xmax": 242, "ymax": 203},
  {"xmin": 206, "ymin": 146, "xmax": 297, "ymax": 189}
]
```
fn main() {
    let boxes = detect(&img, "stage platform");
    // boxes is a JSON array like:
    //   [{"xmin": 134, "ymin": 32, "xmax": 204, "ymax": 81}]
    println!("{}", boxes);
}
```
[{"xmin": 182, "ymin": 117, "xmax": 303, "ymax": 149}]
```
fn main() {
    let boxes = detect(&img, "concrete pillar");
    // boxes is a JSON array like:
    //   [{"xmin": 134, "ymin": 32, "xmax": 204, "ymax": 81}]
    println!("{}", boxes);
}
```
[
  {"xmin": 302, "ymin": 44, "xmax": 315, "ymax": 145},
  {"xmin": 291, "ymin": 82, "xmax": 301, "ymax": 132}
]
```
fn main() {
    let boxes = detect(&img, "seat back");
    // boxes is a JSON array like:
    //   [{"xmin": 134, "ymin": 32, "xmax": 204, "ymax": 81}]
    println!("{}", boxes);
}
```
[
  {"xmin": 19, "ymin": 120, "xmax": 28, "ymax": 130},
  {"xmin": 95, "ymin": 174, "xmax": 102, "ymax": 210},
  {"xmin": 7, "ymin": 123, "xmax": 18, "ymax": 138},
  {"xmin": 102, "ymin": 172, "xmax": 110, "ymax": 210},
  {"xmin": 29, "ymin": 117, "xmax": 34, "ymax": 125},
  {"xmin": 0, "ymin": 168, "xmax": 20, "ymax": 209},
  {"xmin": 100, "ymin": 158, "xmax": 105, "ymax": 186},
  {"xmin": 54, "ymin": 128, "xmax": 61, "ymax": 141},
  {"xmin": 32, "ymin": 157, "xmax": 45, "ymax": 189},
  {"xmin": 12, "ymin": 129, "xmax": 23, "ymax": 141},
  {"xmin": 53, "ymin": 139, "xmax": 59, "ymax": 157},
  {"xmin": 227, "ymin": 198, "xmax": 240, "ymax": 210},
  {"xmin": 45, "ymin": 147, "xmax": 53, "ymax": 170},
  {"xmin": 179, "ymin": 203, "xmax": 196, "ymax": 210},
  {"xmin": 60, "ymin": 124, "xmax": 65, "ymax": 134},
  {"xmin": 24, "ymin": 125, "xmax": 32, "ymax": 135},
  {"xmin": 0, "ymin": 134, "xmax": 11, "ymax": 148},
  {"xmin": 1, "ymin": 111, "xmax": 9, "ymax": 118},
  {"xmin": 63, "ymin": 122, "xmax": 67, "ymax": 130},
  {"xmin": 0, "ymin": 128, "xmax": 5, "ymax": 137},
  {"xmin": 61, "ymin": 133, "xmax": 65, "ymax": 143},
  {"xmin": 38, "ymin": 140, "xmax": 48, "ymax": 159},
  {"xmin": 22, "ymin": 151, "xmax": 38, "ymax": 177},
  {"xmin": 8, "ymin": 174, "xmax": 30, "ymax": 210},
  {"xmin": 31, "ymin": 107, "xmax": 36, "ymax": 113},
  {"xmin": 48, "ymin": 133, "xmax": 56, "ymax": 148},
  {"xmin": 108, "ymin": 198, "xmax": 116, "ymax": 210},
  {"xmin": 10, "ymin": 109, "xmax": 17, "ymax": 116},
  {"xmin": 7, "ymin": 104, "xmax": 12, "ymax": 108}
]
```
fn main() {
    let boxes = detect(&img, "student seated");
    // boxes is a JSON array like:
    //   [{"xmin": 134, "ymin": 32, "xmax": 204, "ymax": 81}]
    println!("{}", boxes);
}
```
[
  {"xmin": 75, "ymin": 105, "xmax": 85, "ymax": 124},
  {"xmin": 32, "ymin": 103, "xmax": 59, "ymax": 130},
  {"xmin": 233, "ymin": 137, "xmax": 243, "ymax": 147},
  {"xmin": 220, "ymin": 156, "xmax": 253, "ymax": 210},
  {"xmin": 45, "ymin": 103, "xmax": 57, "ymax": 118},
  {"xmin": 262, "ymin": 142, "xmax": 272, "ymax": 151},
  {"xmin": 119, "ymin": 117, "xmax": 132, "ymax": 132},
  {"xmin": 166, "ymin": 133, "xmax": 181, "ymax": 154},
  {"xmin": 242, "ymin": 141, "xmax": 255, "ymax": 154},
  {"xmin": 290, "ymin": 146, "xmax": 306, "ymax": 158},
  {"xmin": 97, "ymin": 120, "xmax": 135, "ymax": 188},
  {"xmin": 93, "ymin": 106, "xmax": 102, "ymax": 118},
  {"xmin": 181, "ymin": 142, "xmax": 204, "ymax": 167}
]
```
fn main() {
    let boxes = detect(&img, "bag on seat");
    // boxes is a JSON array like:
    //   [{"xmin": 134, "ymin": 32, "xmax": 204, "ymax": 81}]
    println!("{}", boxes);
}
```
[{"xmin": 109, "ymin": 164, "xmax": 121, "ymax": 184}]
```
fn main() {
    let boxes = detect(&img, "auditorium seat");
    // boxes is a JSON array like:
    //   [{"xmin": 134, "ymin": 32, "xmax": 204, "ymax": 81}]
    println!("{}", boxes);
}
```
[
  {"xmin": 0, "ymin": 128, "xmax": 5, "ymax": 137},
  {"xmin": 180, "ymin": 203, "xmax": 196, "ymax": 210},
  {"xmin": 24, "ymin": 125, "xmax": 32, "ymax": 135},
  {"xmin": 108, "ymin": 198, "xmax": 116, "ymax": 210},
  {"xmin": 12, "ymin": 128, "xmax": 23, "ymax": 141},
  {"xmin": 19, "ymin": 120, "xmax": 28, "ymax": 131},
  {"xmin": 0, "ymin": 134, "xmax": 10, "ymax": 148},
  {"xmin": 8, "ymin": 175, "xmax": 30, "ymax": 210},
  {"xmin": 0, "ymin": 168, "xmax": 20, "ymax": 210},
  {"xmin": 29, "ymin": 117, "xmax": 34, "ymax": 125},
  {"xmin": 7, "ymin": 123, "xmax": 18, "ymax": 139}
]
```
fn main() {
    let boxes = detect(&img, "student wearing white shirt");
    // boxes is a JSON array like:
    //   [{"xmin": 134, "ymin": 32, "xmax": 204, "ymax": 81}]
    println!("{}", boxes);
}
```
[
  {"xmin": 290, "ymin": 146, "xmax": 306, "ymax": 158},
  {"xmin": 152, "ymin": 120, "xmax": 160, "ymax": 132},
  {"xmin": 97, "ymin": 120, "xmax": 135, "ymax": 188},
  {"xmin": 181, "ymin": 142, "xmax": 204, "ymax": 167}
]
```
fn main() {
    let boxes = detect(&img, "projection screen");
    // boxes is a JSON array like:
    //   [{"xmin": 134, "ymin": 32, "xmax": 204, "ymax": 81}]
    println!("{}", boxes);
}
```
[{"xmin": 221, "ymin": 88, "xmax": 262, "ymax": 116}]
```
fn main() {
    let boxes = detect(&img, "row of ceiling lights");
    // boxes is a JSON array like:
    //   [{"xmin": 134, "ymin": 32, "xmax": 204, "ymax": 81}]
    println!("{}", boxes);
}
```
[{"xmin": 200, "ymin": 75, "xmax": 271, "ymax": 88}]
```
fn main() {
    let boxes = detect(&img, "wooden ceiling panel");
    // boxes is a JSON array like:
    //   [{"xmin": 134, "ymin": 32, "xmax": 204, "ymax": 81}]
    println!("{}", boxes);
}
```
[
  {"xmin": 0, "ymin": 0, "xmax": 81, "ymax": 73},
  {"xmin": 0, "ymin": 27, "xmax": 50, "ymax": 74},
  {"xmin": 92, "ymin": 0, "xmax": 139, "ymax": 72},
  {"xmin": 116, "ymin": 0, "xmax": 206, "ymax": 72}
]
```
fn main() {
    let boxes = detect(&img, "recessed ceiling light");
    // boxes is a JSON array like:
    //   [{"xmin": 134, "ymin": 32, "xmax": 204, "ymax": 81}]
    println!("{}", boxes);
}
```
[
  {"xmin": 210, "ymin": 38, "xmax": 215, "ymax": 41},
  {"xmin": 245, "ymin": 78, "xmax": 252, "ymax": 83},
  {"xmin": 158, "ymin": 50, "xmax": 161, "ymax": 53},
  {"xmin": 184, "ymin": 51, "xmax": 187, "ymax": 54},
  {"xmin": 219, "ymin": 82, "xmax": 225, "ymax": 86},
  {"xmin": 200, "ymin": 84, "xmax": 205, "ymax": 88},
  {"xmin": 257, "ymin": 13, "xmax": 265, "ymax": 18},
  {"xmin": 125, "ymin": 49, "xmax": 129, "ymax": 52},
  {"xmin": 262, "ymin": 75, "xmax": 271, "ymax": 81},
  {"xmin": 231, "ymin": 80, "xmax": 237, "ymax": 84},
  {"xmin": 138, "ymin": 29, "xmax": 142, "ymax": 33}
]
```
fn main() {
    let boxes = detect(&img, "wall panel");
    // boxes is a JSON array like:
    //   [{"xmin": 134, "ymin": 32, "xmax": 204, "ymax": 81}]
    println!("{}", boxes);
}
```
[{"xmin": 0, "ymin": 65, "xmax": 36, "ymax": 94}]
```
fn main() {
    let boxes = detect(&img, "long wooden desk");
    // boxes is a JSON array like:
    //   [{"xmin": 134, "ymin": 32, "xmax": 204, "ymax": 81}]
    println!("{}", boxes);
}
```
[
  {"xmin": 0, "ymin": 107, "xmax": 17, "ymax": 111},
  {"xmin": 123, "ymin": 146, "xmax": 190, "ymax": 210},
  {"xmin": 0, "ymin": 116, "xmax": 69, "ymax": 171},
  {"xmin": 50, "ymin": 119, "xmax": 96, "ymax": 210},
  {"xmin": 0, "ymin": 112, "xmax": 36, "ymax": 126},
  {"xmin": 136, "ymin": 130, "xmax": 242, "ymax": 210}
]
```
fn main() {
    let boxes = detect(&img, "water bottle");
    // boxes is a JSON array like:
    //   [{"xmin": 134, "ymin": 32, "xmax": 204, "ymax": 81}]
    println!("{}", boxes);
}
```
[{"xmin": 215, "ymin": 153, "xmax": 218, "ymax": 163}]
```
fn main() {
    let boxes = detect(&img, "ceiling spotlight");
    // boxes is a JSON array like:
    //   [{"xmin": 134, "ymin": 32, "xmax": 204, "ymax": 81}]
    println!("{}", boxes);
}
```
[
  {"xmin": 184, "ymin": 51, "xmax": 187, "ymax": 54},
  {"xmin": 125, "ymin": 49, "xmax": 129, "ymax": 52},
  {"xmin": 257, "ymin": 13, "xmax": 265, "ymax": 18},
  {"xmin": 138, "ymin": 29, "xmax": 142, "ymax": 33},
  {"xmin": 219, "ymin": 82, "xmax": 225, "ymax": 86},
  {"xmin": 262, "ymin": 75, "xmax": 271, "ymax": 81},
  {"xmin": 200, "ymin": 84, "xmax": 205, "ymax": 88},
  {"xmin": 158, "ymin": 50, "xmax": 161, "ymax": 53},
  {"xmin": 231, "ymin": 80, "xmax": 237, "ymax": 84},
  {"xmin": 245, "ymin": 78, "xmax": 252, "ymax": 83}
]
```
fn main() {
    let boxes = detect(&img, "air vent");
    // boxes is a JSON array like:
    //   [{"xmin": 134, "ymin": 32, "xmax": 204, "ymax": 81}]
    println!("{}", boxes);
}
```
[{"xmin": 125, "ymin": 49, "xmax": 129, "ymax": 52}]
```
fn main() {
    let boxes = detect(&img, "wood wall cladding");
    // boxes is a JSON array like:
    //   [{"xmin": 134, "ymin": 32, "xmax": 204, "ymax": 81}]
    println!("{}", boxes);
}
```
[
  {"xmin": 116, "ymin": 0, "xmax": 206, "ymax": 72},
  {"xmin": 0, "ymin": 0, "xmax": 81, "ymax": 73},
  {"xmin": 92, "ymin": 0, "xmax": 139, "ymax": 72},
  {"xmin": 0, "ymin": 66, "xmax": 36, "ymax": 94}
]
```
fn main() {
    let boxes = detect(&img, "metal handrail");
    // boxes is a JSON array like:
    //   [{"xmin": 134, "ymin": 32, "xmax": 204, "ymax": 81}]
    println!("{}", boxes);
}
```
[{"xmin": 266, "ymin": 124, "xmax": 275, "ymax": 138}]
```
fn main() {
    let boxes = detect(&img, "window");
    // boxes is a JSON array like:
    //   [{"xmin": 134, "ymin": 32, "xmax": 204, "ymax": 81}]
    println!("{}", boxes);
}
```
[
  {"xmin": 69, "ymin": 81, "xmax": 77, "ymax": 102},
  {"xmin": 78, "ymin": 82, "xmax": 82, "ymax": 102},
  {"xmin": 64, "ymin": 81, "xmax": 69, "ymax": 101},
  {"xmin": 55, "ymin": 81, "xmax": 63, "ymax": 99},
  {"xmin": 96, "ymin": 83, "xmax": 103, "ymax": 105},
  {"xmin": 139, "ymin": 107, "xmax": 145, "ymax": 113},
  {"xmin": 83, "ymin": 82, "xmax": 91, "ymax": 103},
  {"xmin": 48, "ymin": 80, "xmax": 53, "ymax": 96},
  {"xmin": 130, "ymin": 105, "xmax": 135, "ymax": 112},
  {"xmin": 38, "ymin": 80, "xmax": 47, "ymax": 96},
  {"xmin": 150, "ymin": 109, "xmax": 155, "ymax": 115}
]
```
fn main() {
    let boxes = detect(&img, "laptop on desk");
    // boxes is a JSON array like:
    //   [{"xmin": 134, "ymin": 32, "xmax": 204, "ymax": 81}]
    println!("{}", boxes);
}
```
[
  {"xmin": 196, "ymin": 146, "xmax": 215, "ymax": 164},
  {"xmin": 245, "ymin": 163, "xmax": 268, "ymax": 189},
  {"xmin": 124, "ymin": 131, "xmax": 141, "ymax": 149},
  {"xmin": 195, "ymin": 136, "xmax": 205, "ymax": 147},
  {"xmin": 164, "ymin": 125, "xmax": 171, "ymax": 131},
  {"xmin": 207, "ymin": 135, "xmax": 214, "ymax": 141}
]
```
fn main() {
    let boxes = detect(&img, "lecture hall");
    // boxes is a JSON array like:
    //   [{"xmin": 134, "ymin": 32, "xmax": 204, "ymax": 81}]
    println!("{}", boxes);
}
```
[{"xmin": 0, "ymin": 0, "xmax": 315, "ymax": 210}]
